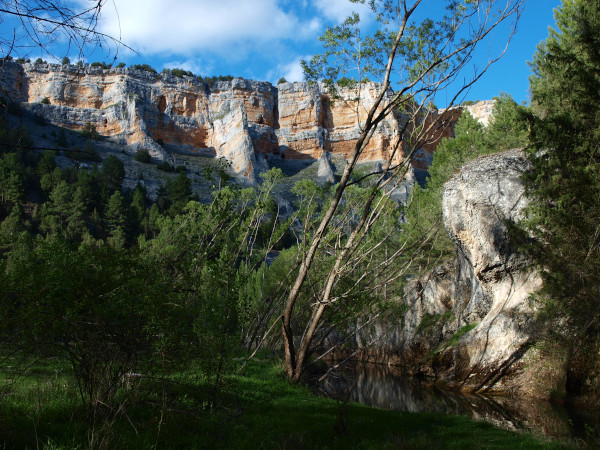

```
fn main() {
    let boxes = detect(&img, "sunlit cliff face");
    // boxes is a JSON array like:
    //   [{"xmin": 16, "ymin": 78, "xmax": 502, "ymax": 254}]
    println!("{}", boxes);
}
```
[{"xmin": 1, "ymin": 62, "xmax": 492, "ymax": 180}]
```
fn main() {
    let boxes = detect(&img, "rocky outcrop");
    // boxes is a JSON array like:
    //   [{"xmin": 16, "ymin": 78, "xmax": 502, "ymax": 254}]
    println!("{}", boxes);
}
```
[
  {"xmin": 336, "ymin": 150, "xmax": 555, "ymax": 397},
  {"xmin": 464, "ymin": 100, "xmax": 495, "ymax": 126},
  {"xmin": 436, "ymin": 149, "xmax": 541, "ymax": 393}
]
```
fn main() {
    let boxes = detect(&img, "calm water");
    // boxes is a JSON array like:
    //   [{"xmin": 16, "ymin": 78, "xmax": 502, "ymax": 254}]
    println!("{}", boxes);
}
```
[{"xmin": 317, "ymin": 363, "xmax": 600, "ymax": 444}]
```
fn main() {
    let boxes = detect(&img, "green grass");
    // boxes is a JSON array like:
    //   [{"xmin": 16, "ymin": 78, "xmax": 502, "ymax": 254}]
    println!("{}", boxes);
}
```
[{"xmin": 0, "ymin": 354, "xmax": 570, "ymax": 449}]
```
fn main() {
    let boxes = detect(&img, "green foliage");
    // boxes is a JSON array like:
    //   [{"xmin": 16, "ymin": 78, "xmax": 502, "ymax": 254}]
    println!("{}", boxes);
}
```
[
  {"xmin": 61, "ymin": 56, "xmax": 70, "ymax": 65},
  {"xmin": 34, "ymin": 57, "xmax": 44, "ymax": 65},
  {"xmin": 80, "ymin": 121, "xmax": 100, "ymax": 140},
  {"xmin": 277, "ymin": 77, "xmax": 288, "ymax": 84},
  {"xmin": 90, "ymin": 61, "xmax": 109, "ymax": 69},
  {"xmin": 157, "ymin": 161, "xmax": 176, "ymax": 172},
  {"xmin": 39, "ymin": 181, "xmax": 86, "ymax": 239},
  {"xmin": 101, "ymin": 155, "xmax": 125, "ymax": 193},
  {"xmin": 0, "ymin": 355, "xmax": 559, "ymax": 449},
  {"xmin": 163, "ymin": 67, "xmax": 195, "ymax": 77},
  {"xmin": 202, "ymin": 75, "xmax": 234, "ymax": 89},
  {"xmin": 133, "ymin": 148, "xmax": 151, "ymax": 163},
  {"xmin": 55, "ymin": 128, "xmax": 68, "ymax": 147},
  {"xmin": 69, "ymin": 142, "xmax": 101, "ymax": 162},
  {"xmin": 403, "ymin": 94, "xmax": 529, "ymax": 270},
  {"xmin": 132, "ymin": 63, "xmax": 157, "ymax": 73},
  {"xmin": 523, "ymin": 0, "xmax": 600, "ymax": 337},
  {"xmin": 159, "ymin": 171, "xmax": 192, "ymax": 214},
  {"xmin": 40, "ymin": 96, "xmax": 50, "ymax": 104},
  {"xmin": 116, "ymin": 62, "xmax": 126, "ymax": 68}
]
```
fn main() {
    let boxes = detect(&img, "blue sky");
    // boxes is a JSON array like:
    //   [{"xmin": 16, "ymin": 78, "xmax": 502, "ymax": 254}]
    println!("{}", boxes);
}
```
[{"xmin": 2, "ymin": 0, "xmax": 562, "ymax": 105}]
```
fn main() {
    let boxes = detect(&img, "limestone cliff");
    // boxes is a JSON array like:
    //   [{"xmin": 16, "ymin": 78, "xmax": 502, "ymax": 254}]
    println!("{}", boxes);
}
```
[{"xmin": 0, "ymin": 61, "xmax": 491, "ymax": 182}]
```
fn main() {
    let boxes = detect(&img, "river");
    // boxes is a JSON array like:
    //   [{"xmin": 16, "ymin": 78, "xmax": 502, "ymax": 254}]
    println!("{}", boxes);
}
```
[{"xmin": 317, "ymin": 363, "xmax": 600, "ymax": 444}]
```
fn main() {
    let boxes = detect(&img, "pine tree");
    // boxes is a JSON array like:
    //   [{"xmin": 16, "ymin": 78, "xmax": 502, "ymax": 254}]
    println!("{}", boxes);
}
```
[{"xmin": 524, "ymin": 0, "xmax": 600, "ymax": 335}]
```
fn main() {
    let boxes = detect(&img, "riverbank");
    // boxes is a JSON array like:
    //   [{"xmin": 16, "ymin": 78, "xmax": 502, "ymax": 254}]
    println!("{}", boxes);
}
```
[{"xmin": 0, "ymin": 354, "xmax": 570, "ymax": 449}]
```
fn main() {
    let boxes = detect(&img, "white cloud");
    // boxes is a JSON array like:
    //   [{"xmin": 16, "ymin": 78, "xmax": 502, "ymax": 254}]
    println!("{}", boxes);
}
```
[
  {"xmin": 97, "ymin": 0, "xmax": 319, "ymax": 57},
  {"xmin": 312, "ymin": 0, "xmax": 373, "ymax": 24},
  {"xmin": 267, "ymin": 55, "xmax": 310, "ymax": 83},
  {"xmin": 282, "ymin": 58, "xmax": 307, "ymax": 82}
]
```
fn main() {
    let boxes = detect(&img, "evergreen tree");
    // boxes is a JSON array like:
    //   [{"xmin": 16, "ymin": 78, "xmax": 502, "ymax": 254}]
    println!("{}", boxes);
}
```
[
  {"xmin": 40, "ymin": 181, "xmax": 86, "ymax": 239},
  {"xmin": 105, "ymin": 190, "xmax": 127, "ymax": 247},
  {"xmin": 101, "ymin": 155, "xmax": 125, "ymax": 195},
  {"xmin": 524, "ymin": 0, "xmax": 600, "ymax": 335}
]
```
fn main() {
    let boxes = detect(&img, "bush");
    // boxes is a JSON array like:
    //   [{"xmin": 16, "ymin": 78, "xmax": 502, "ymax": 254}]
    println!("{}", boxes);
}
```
[
  {"xmin": 56, "ymin": 129, "xmax": 68, "ymax": 147},
  {"xmin": 134, "ymin": 149, "xmax": 151, "ymax": 163},
  {"xmin": 81, "ymin": 122, "xmax": 100, "ymax": 140},
  {"xmin": 41, "ymin": 97, "xmax": 50, "ymax": 104},
  {"xmin": 116, "ymin": 62, "xmax": 126, "ymax": 68},
  {"xmin": 132, "ymin": 63, "xmax": 157, "ymax": 74},
  {"xmin": 61, "ymin": 56, "xmax": 70, "ymax": 65},
  {"xmin": 277, "ymin": 77, "xmax": 288, "ymax": 85},
  {"xmin": 170, "ymin": 68, "xmax": 195, "ymax": 78},
  {"xmin": 70, "ymin": 144, "xmax": 101, "ymax": 162},
  {"xmin": 156, "ymin": 161, "xmax": 176, "ymax": 172}
]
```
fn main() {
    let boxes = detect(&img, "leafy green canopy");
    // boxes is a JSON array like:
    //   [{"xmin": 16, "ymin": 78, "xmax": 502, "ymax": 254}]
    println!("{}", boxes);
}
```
[
  {"xmin": 523, "ymin": 0, "xmax": 600, "ymax": 336},
  {"xmin": 403, "ymin": 94, "xmax": 529, "ymax": 267},
  {"xmin": 302, "ymin": 1, "xmax": 521, "ymax": 107}
]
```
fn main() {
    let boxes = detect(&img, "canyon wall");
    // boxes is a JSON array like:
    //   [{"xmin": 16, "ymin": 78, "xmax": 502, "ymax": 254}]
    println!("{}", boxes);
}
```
[{"xmin": 0, "ymin": 62, "xmax": 493, "ymax": 181}]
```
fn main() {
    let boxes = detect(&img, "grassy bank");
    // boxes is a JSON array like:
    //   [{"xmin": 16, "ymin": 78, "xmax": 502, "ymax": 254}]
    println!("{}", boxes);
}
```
[{"xmin": 0, "ymin": 354, "xmax": 569, "ymax": 449}]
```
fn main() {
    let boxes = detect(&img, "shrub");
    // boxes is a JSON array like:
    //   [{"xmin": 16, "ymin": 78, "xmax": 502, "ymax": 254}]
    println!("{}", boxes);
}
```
[
  {"xmin": 34, "ymin": 57, "xmax": 44, "ymax": 65},
  {"xmin": 116, "ymin": 62, "xmax": 126, "ymax": 68},
  {"xmin": 41, "ymin": 97, "xmax": 50, "ymax": 104},
  {"xmin": 171, "ymin": 68, "xmax": 195, "ymax": 77},
  {"xmin": 277, "ymin": 77, "xmax": 288, "ymax": 85},
  {"xmin": 61, "ymin": 56, "xmax": 70, "ymax": 65},
  {"xmin": 134, "ymin": 149, "xmax": 151, "ymax": 163},
  {"xmin": 70, "ymin": 144, "xmax": 101, "ymax": 162},
  {"xmin": 132, "ymin": 63, "xmax": 157, "ymax": 74},
  {"xmin": 56, "ymin": 128, "xmax": 68, "ymax": 147},
  {"xmin": 81, "ymin": 122, "xmax": 100, "ymax": 140},
  {"xmin": 156, "ymin": 161, "xmax": 176, "ymax": 172}
]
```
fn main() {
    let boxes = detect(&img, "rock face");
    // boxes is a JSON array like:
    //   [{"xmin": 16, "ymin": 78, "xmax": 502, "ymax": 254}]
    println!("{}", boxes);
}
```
[
  {"xmin": 339, "ymin": 150, "xmax": 552, "ymax": 397},
  {"xmin": 0, "ymin": 62, "xmax": 487, "ymax": 182},
  {"xmin": 0, "ymin": 62, "xmax": 404, "ymax": 179},
  {"xmin": 437, "ymin": 149, "xmax": 541, "ymax": 393}
]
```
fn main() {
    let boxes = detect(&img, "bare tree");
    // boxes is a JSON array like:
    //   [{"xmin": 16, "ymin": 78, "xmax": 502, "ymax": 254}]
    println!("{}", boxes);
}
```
[
  {"xmin": 279, "ymin": 0, "xmax": 524, "ymax": 382},
  {"xmin": 0, "ymin": 0, "xmax": 129, "ymax": 61}
]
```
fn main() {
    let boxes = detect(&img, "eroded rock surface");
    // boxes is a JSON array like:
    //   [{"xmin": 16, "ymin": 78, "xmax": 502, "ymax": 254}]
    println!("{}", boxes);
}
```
[
  {"xmin": 0, "ymin": 62, "xmax": 491, "ymax": 182},
  {"xmin": 335, "ymin": 150, "xmax": 551, "ymax": 397}
]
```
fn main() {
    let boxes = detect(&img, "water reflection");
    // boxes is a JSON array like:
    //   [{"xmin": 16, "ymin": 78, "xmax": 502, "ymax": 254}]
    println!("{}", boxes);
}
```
[{"xmin": 317, "ymin": 364, "xmax": 599, "ymax": 442}]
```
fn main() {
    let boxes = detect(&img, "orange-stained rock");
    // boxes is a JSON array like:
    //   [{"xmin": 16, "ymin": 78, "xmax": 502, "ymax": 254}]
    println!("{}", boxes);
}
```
[{"xmin": 0, "ymin": 62, "xmax": 493, "ymax": 181}]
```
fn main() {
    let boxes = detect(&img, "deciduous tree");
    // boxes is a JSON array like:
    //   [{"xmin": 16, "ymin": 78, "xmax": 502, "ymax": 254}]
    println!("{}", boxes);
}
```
[{"xmin": 281, "ymin": 0, "xmax": 524, "ymax": 381}]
